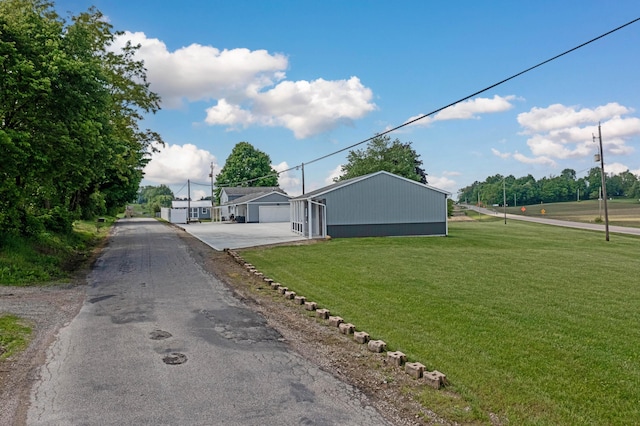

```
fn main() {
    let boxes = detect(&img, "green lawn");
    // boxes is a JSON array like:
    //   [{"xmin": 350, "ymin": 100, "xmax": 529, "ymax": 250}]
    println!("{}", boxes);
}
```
[
  {"xmin": 241, "ymin": 220, "xmax": 640, "ymax": 424},
  {"xmin": 0, "ymin": 314, "xmax": 32, "ymax": 360}
]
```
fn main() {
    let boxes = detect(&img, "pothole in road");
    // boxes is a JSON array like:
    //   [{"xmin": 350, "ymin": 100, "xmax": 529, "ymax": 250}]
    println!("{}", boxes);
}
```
[
  {"xmin": 149, "ymin": 329, "xmax": 172, "ymax": 340},
  {"xmin": 162, "ymin": 352, "xmax": 187, "ymax": 365},
  {"xmin": 198, "ymin": 307, "xmax": 284, "ymax": 345}
]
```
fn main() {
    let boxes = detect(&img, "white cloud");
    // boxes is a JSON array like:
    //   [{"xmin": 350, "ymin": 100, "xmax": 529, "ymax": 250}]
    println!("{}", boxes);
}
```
[
  {"xmin": 512, "ymin": 152, "xmax": 557, "ymax": 167},
  {"xmin": 113, "ymin": 32, "xmax": 376, "ymax": 138},
  {"xmin": 205, "ymin": 77, "xmax": 376, "ymax": 139},
  {"xmin": 407, "ymin": 95, "xmax": 517, "ymax": 127},
  {"xmin": 325, "ymin": 165, "xmax": 343, "ymax": 185},
  {"xmin": 491, "ymin": 148, "xmax": 512, "ymax": 159},
  {"xmin": 112, "ymin": 31, "xmax": 287, "ymax": 109},
  {"xmin": 144, "ymin": 143, "xmax": 219, "ymax": 185},
  {"xmin": 204, "ymin": 99, "xmax": 254, "ymax": 127},
  {"xmin": 273, "ymin": 161, "xmax": 301, "ymax": 196},
  {"xmin": 427, "ymin": 175, "xmax": 456, "ymax": 194},
  {"xmin": 517, "ymin": 103, "xmax": 631, "ymax": 133},
  {"xmin": 605, "ymin": 162, "xmax": 635, "ymax": 176},
  {"xmin": 498, "ymin": 103, "xmax": 640, "ymax": 166}
]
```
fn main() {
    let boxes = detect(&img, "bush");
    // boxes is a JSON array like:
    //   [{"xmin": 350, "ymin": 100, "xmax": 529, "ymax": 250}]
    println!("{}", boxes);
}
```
[{"xmin": 41, "ymin": 207, "xmax": 74, "ymax": 234}]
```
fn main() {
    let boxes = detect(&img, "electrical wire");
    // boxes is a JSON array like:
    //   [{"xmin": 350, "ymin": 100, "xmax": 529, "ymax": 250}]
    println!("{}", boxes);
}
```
[{"xmin": 213, "ymin": 16, "xmax": 640, "ymax": 188}]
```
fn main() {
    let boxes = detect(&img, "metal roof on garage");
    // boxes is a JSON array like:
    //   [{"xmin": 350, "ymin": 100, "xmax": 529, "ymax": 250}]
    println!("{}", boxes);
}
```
[
  {"xmin": 292, "ymin": 170, "xmax": 450, "ymax": 201},
  {"xmin": 224, "ymin": 190, "xmax": 290, "ymax": 205},
  {"xmin": 220, "ymin": 187, "xmax": 285, "ymax": 197}
]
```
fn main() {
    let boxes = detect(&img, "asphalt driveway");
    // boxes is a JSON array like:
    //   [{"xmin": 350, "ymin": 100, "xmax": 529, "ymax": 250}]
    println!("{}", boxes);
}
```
[{"xmin": 176, "ymin": 221, "xmax": 307, "ymax": 251}]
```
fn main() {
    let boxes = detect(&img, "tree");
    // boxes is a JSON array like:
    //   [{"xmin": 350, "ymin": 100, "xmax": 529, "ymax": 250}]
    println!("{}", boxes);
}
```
[
  {"xmin": 214, "ymin": 142, "xmax": 278, "ymax": 201},
  {"xmin": 336, "ymin": 135, "xmax": 427, "ymax": 183},
  {"xmin": 0, "ymin": 0, "xmax": 162, "ymax": 236}
]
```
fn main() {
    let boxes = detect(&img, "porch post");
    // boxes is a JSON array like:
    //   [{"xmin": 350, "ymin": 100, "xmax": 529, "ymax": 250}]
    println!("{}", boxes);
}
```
[{"xmin": 308, "ymin": 199, "xmax": 312, "ymax": 239}]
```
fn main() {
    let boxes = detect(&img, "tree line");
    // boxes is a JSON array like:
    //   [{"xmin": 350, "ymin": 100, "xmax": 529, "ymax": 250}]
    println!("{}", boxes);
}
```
[
  {"xmin": 457, "ymin": 168, "xmax": 640, "ymax": 206},
  {"xmin": 212, "ymin": 135, "xmax": 427, "ymax": 197},
  {"xmin": 1, "ymin": 0, "xmax": 162, "ymax": 237}
]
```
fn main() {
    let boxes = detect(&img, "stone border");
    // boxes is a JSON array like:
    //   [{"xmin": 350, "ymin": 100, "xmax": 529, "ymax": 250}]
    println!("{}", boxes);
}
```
[{"xmin": 225, "ymin": 248, "xmax": 448, "ymax": 389}]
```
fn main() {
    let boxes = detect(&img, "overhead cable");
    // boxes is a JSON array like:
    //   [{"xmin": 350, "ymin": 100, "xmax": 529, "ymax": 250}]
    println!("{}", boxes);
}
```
[{"xmin": 216, "ymin": 16, "xmax": 640, "ymax": 188}]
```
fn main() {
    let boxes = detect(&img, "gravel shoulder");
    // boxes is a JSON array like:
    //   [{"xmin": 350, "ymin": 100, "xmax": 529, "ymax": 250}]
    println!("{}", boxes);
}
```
[{"xmin": 0, "ymin": 223, "xmax": 449, "ymax": 426}]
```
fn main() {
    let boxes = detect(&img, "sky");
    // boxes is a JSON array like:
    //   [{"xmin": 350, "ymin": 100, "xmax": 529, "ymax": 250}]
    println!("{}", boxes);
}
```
[{"xmin": 55, "ymin": 1, "xmax": 640, "ymax": 200}]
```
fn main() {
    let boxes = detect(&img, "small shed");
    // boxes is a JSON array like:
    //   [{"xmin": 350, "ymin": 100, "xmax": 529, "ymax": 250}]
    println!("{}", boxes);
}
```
[
  {"xmin": 290, "ymin": 171, "xmax": 450, "ymax": 239},
  {"xmin": 171, "ymin": 200, "xmax": 212, "ymax": 222}
]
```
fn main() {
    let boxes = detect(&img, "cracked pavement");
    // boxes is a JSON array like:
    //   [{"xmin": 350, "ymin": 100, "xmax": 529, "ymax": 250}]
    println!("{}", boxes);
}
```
[{"xmin": 27, "ymin": 218, "xmax": 390, "ymax": 425}]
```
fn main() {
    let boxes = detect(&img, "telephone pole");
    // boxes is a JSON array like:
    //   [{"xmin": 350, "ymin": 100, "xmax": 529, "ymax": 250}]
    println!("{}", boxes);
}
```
[
  {"xmin": 503, "ymin": 178, "xmax": 507, "ymax": 225},
  {"xmin": 593, "ymin": 123, "xmax": 609, "ymax": 241},
  {"xmin": 209, "ymin": 162, "xmax": 215, "ymax": 205}
]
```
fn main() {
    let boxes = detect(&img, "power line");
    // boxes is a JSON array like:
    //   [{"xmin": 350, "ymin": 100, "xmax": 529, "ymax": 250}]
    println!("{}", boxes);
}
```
[{"xmin": 215, "ymin": 16, "xmax": 640, "ymax": 188}]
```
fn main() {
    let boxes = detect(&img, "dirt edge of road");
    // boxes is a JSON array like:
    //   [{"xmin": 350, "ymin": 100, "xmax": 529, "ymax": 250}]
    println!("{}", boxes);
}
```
[
  {"xmin": 0, "ymin": 241, "xmax": 103, "ymax": 425},
  {"xmin": 178, "ymin": 230, "xmax": 451, "ymax": 425},
  {"xmin": 0, "ymin": 224, "xmax": 450, "ymax": 426}
]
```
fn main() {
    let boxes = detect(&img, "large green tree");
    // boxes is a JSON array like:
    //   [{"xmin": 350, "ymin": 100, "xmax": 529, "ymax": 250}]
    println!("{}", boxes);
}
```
[
  {"xmin": 138, "ymin": 185, "xmax": 174, "ymax": 213},
  {"xmin": 214, "ymin": 142, "xmax": 279, "ymax": 201},
  {"xmin": 336, "ymin": 135, "xmax": 427, "ymax": 183},
  {"xmin": 0, "ymin": 0, "xmax": 162, "ymax": 236}
]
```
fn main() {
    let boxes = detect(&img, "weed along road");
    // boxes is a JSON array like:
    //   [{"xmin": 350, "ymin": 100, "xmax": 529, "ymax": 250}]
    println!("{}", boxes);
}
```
[{"xmin": 28, "ymin": 218, "xmax": 389, "ymax": 425}]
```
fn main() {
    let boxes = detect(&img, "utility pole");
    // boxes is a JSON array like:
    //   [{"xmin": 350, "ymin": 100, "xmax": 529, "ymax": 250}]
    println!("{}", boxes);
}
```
[
  {"xmin": 503, "ymin": 178, "xmax": 507, "ymax": 225},
  {"xmin": 209, "ymin": 162, "xmax": 214, "ymax": 205},
  {"xmin": 593, "ymin": 123, "xmax": 609, "ymax": 241},
  {"xmin": 301, "ymin": 162, "xmax": 305, "ymax": 195},
  {"xmin": 187, "ymin": 179, "xmax": 191, "ymax": 224}
]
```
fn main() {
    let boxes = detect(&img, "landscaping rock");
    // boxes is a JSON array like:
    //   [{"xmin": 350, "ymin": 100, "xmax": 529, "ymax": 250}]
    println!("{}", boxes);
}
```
[
  {"xmin": 328, "ymin": 316, "xmax": 343, "ymax": 327},
  {"xmin": 316, "ymin": 308, "xmax": 330, "ymax": 319},
  {"xmin": 294, "ymin": 295, "xmax": 306, "ymax": 305},
  {"xmin": 277, "ymin": 286, "xmax": 288, "ymax": 294},
  {"xmin": 387, "ymin": 351, "xmax": 407, "ymax": 367},
  {"xmin": 284, "ymin": 291, "xmax": 296, "ymax": 299},
  {"xmin": 354, "ymin": 331, "xmax": 370, "ymax": 344},
  {"xmin": 424, "ymin": 370, "xmax": 447, "ymax": 389},
  {"xmin": 304, "ymin": 301, "xmax": 317, "ymax": 311},
  {"xmin": 405, "ymin": 362, "xmax": 425, "ymax": 379},
  {"xmin": 339, "ymin": 323, "xmax": 355, "ymax": 334},
  {"xmin": 367, "ymin": 340, "xmax": 386, "ymax": 353}
]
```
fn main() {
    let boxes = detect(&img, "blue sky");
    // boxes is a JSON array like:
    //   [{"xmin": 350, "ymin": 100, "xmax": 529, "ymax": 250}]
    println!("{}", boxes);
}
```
[{"xmin": 55, "ymin": 1, "xmax": 640, "ymax": 200}]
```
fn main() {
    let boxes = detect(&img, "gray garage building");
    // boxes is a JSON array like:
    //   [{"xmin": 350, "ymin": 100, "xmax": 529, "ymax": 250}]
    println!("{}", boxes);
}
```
[
  {"xmin": 290, "ymin": 171, "xmax": 450, "ymax": 239},
  {"xmin": 214, "ymin": 187, "xmax": 291, "ymax": 223}
]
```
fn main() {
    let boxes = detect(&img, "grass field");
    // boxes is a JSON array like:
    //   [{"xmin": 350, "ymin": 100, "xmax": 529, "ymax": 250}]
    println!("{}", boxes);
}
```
[
  {"xmin": 241, "ymin": 219, "xmax": 640, "ymax": 424},
  {"xmin": 495, "ymin": 198, "xmax": 640, "ymax": 228},
  {"xmin": 0, "ymin": 218, "xmax": 113, "ymax": 286},
  {"xmin": 0, "ymin": 314, "xmax": 32, "ymax": 360}
]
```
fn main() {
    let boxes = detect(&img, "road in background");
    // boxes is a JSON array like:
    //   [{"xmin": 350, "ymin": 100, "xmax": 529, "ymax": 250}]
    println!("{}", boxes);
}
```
[
  {"xmin": 462, "ymin": 204, "xmax": 640, "ymax": 237},
  {"xmin": 29, "ymin": 218, "xmax": 389, "ymax": 425}
]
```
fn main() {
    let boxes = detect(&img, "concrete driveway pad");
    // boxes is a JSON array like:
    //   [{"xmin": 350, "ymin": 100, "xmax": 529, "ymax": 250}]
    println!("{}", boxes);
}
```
[{"xmin": 177, "ymin": 222, "xmax": 307, "ymax": 251}]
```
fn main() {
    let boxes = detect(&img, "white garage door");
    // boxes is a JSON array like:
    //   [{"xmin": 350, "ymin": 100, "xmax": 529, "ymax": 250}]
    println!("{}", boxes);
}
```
[{"xmin": 259, "ymin": 205, "xmax": 290, "ymax": 223}]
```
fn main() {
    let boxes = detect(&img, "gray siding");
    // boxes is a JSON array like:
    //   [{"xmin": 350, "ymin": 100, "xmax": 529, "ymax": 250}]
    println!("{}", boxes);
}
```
[
  {"xmin": 324, "ymin": 173, "xmax": 446, "ymax": 225},
  {"xmin": 327, "ymin": 222, "xmax": 447, "ymax": 238}
]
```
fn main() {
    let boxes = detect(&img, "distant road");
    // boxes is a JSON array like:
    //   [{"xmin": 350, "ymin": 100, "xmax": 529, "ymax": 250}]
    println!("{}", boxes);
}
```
[{"xmin": 461, "ymin": 204, "xmax": 640, "ymax": 237}]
